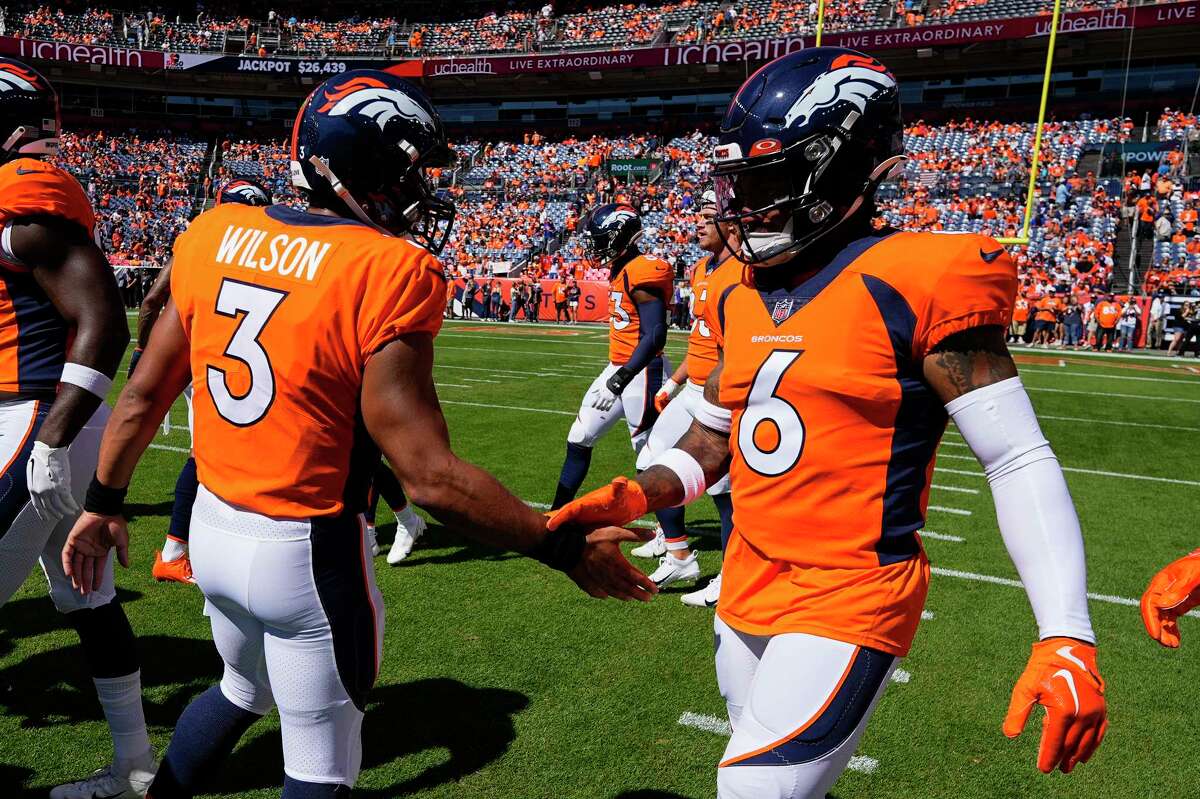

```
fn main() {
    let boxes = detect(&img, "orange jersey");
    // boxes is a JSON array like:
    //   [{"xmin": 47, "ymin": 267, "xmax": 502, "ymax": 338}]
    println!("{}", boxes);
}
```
[
  {"xmin": 1094, "ymin": 301, "xmax": 1121, "ymax": 328},
  {"xmin": 1034, "ymin": 297, "xmax": 1059, "ymax": 323},
  {"xmin": 1012, "ymin": 297, "xmax": 1030, "ymax": 322},
  {"xmin": 687, "ymin": 252, "xmax": 741, "ymax": 387},
  {"xmin": 0, "ymin": 158, "xmax": 96, "ymax": 394},
  {"xmin": 710, "ymin": 231, "xmax": 1016, "ymax": 656},
  {"xmin": 171, "ymin": 204, "xmax": 445, "ymax": 519},
  {"xmin": 607, "ymin": 254, "xmax": 673, "ymax": 365}
]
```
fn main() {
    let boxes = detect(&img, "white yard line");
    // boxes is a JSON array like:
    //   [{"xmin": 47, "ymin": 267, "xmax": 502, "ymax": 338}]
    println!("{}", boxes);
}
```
[
  {"xmin": 438, "ymin": 344, "xmax": 609, "ymax": 361},
  {"xmin": 1026, "ymin": 386, "xmax": 1200, "ymax": 404},
  {"xmin": 1037, "ymin": 414, "xmax": 1200, "ymax": 433},
  {"xmin": 890, "ymin": 669, "xmax": 913, "ymax": 684},
  {"xmin": 676, "ymin": 713, "xmax": 880, "ymax": 774},
  {"xmin": 931, "ymin": 483, "xmax": 979, "ymax": 495},
  {"xmin": 1020, "ymin": 367, "xmax": 1200, "ymax": 386},
  {"xmin": 937, "ymin": 454, "xmax": 1200, "ymax": 486},
  {"xmin": 434, "ymin": 382, "xmax": 470, "ymax": 389},
  {"xmin": 460, "ymin": 377, "xmax": 501, "ymax": 384},
  {"xmin": 928, "ymin": 505, "xmax": 972, "ymax": 517},
  {"xmin": 441, "ymin": 400, "xmax": 574, "ymax": 416},
  {"xmin": 921, "ymin": 531, "xmax": 965, "ymax": 543},
  {"xmin": 149, "ymin": 443, "xmax": 190, "ymax": 453},
  {"xmin": 939, "ymin": 441, "xmax": 968, "ymax": 448},
  {"xmin": 932, "ymin": 566, "xmax": 1200, "ymax": 618},
  {"xmin": 921, "ymin": 610, "xmax": 936, "ymax": 620}
]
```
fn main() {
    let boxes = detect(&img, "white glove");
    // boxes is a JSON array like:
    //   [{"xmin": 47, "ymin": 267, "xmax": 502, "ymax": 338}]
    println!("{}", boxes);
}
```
[
  {"xmin": 25, "ymin": 441, "xmax": 80, "ymax": 524},
  {"xmin": 591, "ymin": 384, "xmax": 619, "ymax": 412}
]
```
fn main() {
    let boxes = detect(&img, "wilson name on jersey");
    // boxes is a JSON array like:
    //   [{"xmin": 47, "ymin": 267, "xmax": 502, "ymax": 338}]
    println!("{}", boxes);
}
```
[
  {"xmin": 710, "ymin": 230, "xmax": 1017, "ymax": 655},
  {"xmin": 171, "ymin": 204, "xmax": 446, "ymax": 519},
  {"xmin": 608, "ymin": 254, "xmax": 674, "ymax": 365},
  {"xmin": 0, "ymin": 158, "xmax": 97, "ymax": 394}
]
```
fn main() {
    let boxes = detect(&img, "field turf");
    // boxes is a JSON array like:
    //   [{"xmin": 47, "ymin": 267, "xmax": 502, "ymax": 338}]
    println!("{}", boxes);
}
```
[{"xmin": 2, "ymin": 317, "xmax": 1199, "ymax": 798}]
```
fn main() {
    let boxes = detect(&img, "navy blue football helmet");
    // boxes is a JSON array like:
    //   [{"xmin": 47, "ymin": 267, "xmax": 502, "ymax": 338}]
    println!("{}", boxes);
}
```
[
  {"xmin": 215, "ymin": 178, "xmax": 272, "ymax": 207},
  {"xmin": 712, "ymin": 47, "xmax": 905, "ymax": 264},
  {"xmin": 583, "ymin": 203, "xmax": 643, "ymax": 271},
  {"xmin": 0, "ymin": 58, "xmax": 59, "ymax": 163},
  {"xmin": 290, "ymin": 70, "xmax": 456, "ymax": 252}
]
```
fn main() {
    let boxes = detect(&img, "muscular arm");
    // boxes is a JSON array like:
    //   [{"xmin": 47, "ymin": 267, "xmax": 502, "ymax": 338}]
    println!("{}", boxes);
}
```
[
  {"xmin": 922, "ymin": 324, "xmax": 1018, "ymax": 401},
  {"xmin": 136, "ymin": 257, "xmax": 173, "ymax": 350},
  {"xmin": 634, "ymin": 349, "xmax": 731, "ymax": 508},
  {"xmin": 94, "ymin": 300, "xmax": 192, "ymax": 488},
  {"xmin": 361, "ymin": 332, "xmax": 552, "ymax": 550},
  {"xmin": 12, "ymin": 217, "xmax": 130, "ymax": 448}
]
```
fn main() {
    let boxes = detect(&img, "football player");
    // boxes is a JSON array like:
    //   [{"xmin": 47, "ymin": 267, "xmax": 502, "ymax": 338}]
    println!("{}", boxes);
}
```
[
  {"xmin": 1142, "ymin": 550, "xmax": 1200, "ymax": 648},
  {"xmin": 0, "ymin": 59, "xmax": 155, "ymax": 799},
  {"xmin": 132, "ymin": 177, "xmax": 274, "ymax": 585},
  {"xmin": 63, "ymin": 71, "xmax": 655, "ymax": 799},
  {"xmin": 632, "ymin": 190, "xmax": 740, "ymax": 605},
  {"xmin": 549, "ymin": 205, "xmax": 678, "ymax": 541},
  {"xmin": 549, "ymin": 48, "xmax": 1106, "ymax": 797}
]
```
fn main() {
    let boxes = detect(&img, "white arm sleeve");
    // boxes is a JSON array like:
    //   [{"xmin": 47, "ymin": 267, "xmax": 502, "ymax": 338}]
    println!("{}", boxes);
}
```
[{"xmin": 945, "ymin": 376, "xmax": 1095, "ymax": 644}]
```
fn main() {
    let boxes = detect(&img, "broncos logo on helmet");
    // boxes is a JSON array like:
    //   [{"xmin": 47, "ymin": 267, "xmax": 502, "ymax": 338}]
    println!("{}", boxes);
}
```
[
  {"xmin": 0, "ymin": 63, "xmax": 45, "ymax": 94},
  {"xmin": 782, "ymin": 62, "xmax": 896, "ymax": 130},
  {"xmin": 317, "ymin": 77, "xmax": 437, "ymax": 134},
  {"xmin": 0, "ymin": 58, "xmax": 58, "ymax": 162},
  {"xmin": 216, "ymin": 179, "xmax": 272, "ymax": 207},
  {"xmin": 584, "ymin": 203, "xmax": 644, "ymax": 271}
]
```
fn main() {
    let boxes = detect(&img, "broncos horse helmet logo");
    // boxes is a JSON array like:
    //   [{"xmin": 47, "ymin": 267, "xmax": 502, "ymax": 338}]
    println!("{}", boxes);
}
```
[
  {"xmin": 220, "ymin": 180, "xmax": 270, "ymax": 205},
  {"xmin": 782, "ymin": 56, "xmax": 896, "ymax": 131},
  {"xmin": 600, "ymin": 206, "xmax": 639, "ymax": 230},
  {"xmin": 0, "ymin": 63, "xmax": 44, "ymax": 94},
  {"xmin": 317, "ymin": 76, "xmax": 435, "ymax": 134}
]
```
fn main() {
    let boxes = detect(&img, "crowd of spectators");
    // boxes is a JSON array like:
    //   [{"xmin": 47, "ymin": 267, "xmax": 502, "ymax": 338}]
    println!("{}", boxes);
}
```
[
  {"xmin": 53, "ymin": 130, "xmax": 205, "ymax": 276},
  {"xmin": 36, "ymin": 105, "xmax": 1200, "ymax": 323},
  {"xmin": 7, "ymin": 0, "xmax": 1189, "ymax": 58}
]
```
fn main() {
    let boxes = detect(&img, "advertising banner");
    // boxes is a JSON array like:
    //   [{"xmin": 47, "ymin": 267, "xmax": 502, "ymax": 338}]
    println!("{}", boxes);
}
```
[
  {"xmin": 6, "ymin": 0, "xmax": 1197, "ymax": 76},
  {"xmin": 607, "ymin": 158, "xmax": 665, "ymax": 177},
  {"xmin": 450, "ymin": 277, "xmax": 609, "ymax": 323},
  {"xmin": 1113, "ymin": 141, "xmax": 1180, "ymax": 164}
]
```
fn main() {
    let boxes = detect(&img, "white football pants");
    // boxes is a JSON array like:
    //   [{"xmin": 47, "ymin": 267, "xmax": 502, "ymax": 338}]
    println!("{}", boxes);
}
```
[
  {"xmin": 189, "ymin": 484, "xmax": 384, "ymax": 786},
  {"xmin": 714, "ymin": 615, "xmax": 897, "ymax": 799}
]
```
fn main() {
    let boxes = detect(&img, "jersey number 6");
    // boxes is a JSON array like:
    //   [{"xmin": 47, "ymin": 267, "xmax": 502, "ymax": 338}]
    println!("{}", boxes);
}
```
[
  {"xmin": 208, "ymin": 278, "xmax": 288, "ymax": 427},
  {"xmin": 737, "ymin": 349, "xmax": 805, "ymax": 477}
]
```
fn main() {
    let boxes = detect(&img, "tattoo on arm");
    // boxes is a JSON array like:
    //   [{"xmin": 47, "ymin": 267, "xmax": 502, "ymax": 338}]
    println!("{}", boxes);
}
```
[{"xmin": 924, "ymin": 325, "xmax": 1019, "ymax": 403}]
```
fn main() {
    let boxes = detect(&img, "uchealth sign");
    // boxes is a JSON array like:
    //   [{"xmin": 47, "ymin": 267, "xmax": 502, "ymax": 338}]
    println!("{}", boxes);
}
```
[
  {"xmin": 4, "ymin": 0, "xmax": 1198, "ymax": 76},
  {"xmin": 0, "ymin": 35, "xmax": 165, "ymax": 68}
]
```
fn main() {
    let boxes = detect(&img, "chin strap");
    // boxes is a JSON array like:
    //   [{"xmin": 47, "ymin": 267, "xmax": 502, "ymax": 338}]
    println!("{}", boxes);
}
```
[{"xmin": 306, "ymin": 156, "xmax": 393, "ymax": 237}]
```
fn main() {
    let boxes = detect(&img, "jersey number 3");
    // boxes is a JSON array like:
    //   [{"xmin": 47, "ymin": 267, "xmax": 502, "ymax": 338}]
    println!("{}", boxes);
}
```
[
  {"xmin": 208, "ymin": 278, "xmax": 288, "ymax": 426},
  {"xmin": 737, "ymin": 350, "xmax": 805, "ymax": 476}
]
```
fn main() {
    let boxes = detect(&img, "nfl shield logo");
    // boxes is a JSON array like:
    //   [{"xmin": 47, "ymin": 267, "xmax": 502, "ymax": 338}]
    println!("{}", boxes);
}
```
[{"xmin": 771, "ymin": 298, "xmax": 794, "ymax": 324}]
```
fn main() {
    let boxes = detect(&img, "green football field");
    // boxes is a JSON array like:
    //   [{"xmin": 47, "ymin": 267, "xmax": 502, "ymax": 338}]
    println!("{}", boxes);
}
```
[{"xmin": 3, "ymin": 317, "xmax": 1199, "ymax": 798}]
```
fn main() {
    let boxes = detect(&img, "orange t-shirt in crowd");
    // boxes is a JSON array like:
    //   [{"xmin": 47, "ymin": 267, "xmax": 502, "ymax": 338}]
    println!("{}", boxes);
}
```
[
  {"xmin": 708, "ymin": 231, "xmax": 1016, "ymax": 657},
  {"xmin": 1035, "ymin": 296, "xmax": 1060, "ymax": 323},
  {"xmin": 1094, "ymin": 300, "xmax": 1122, "ymax": 329},
  {"xmin": 1012, "ymin": 297, "xmax": 1031, "ymax": 323},
  {"xmin": 607, "ymin": 254, "xmax": 674, "ymax": 365},
  {"xmin": 171, "ymin": 203, "xmax": 446, "ymax": 519}
]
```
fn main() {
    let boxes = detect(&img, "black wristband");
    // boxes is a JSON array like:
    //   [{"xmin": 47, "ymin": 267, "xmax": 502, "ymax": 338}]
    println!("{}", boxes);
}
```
[
  {"xmin": 85, "ymin": 474, "xmax": 127, "ymax": 516},
  {"xmin": 528, "ymin": 525, "xmax": 587, "ymax": 572},
  {"xmin": 605, "ymin": 366, "xmax": 635, "ymax": 396}
]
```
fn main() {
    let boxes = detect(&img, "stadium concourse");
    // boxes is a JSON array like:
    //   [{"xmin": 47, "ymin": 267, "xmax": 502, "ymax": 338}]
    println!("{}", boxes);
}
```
[
  {"xmin": 49, "ymin": 109, "xmax": 1200, "ymax": 350},
  {"xmin": 2, "ymin": 0, "xmax": 1189, "ymax": 56}
]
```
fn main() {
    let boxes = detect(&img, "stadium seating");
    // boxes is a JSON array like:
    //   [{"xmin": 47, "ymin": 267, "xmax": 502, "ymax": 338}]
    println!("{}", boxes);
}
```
[
  {"xmin": 12, "ymin": 0, "xmax": 1185, "ymax": 58},
  {"xmin": 41, "ymin": 102, "xmax": 1198, "ymax": 300}
]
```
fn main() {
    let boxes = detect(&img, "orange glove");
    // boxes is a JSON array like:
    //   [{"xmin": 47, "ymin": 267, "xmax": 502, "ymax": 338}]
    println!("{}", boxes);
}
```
[
  {"xmin": 546, "ymin": 476, "xmax": 649, "ymax": 533},
  {"xmin": 1003, "ymin": 638, "xmax": 1107, "ymax": 774},
  {"xmin": 653, "ymin": 378, "xmax": 679, "ymax": 414},
  {"xmin": 1141, "ymin": 550, "xmax": 1200, "ymax": 648}
]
